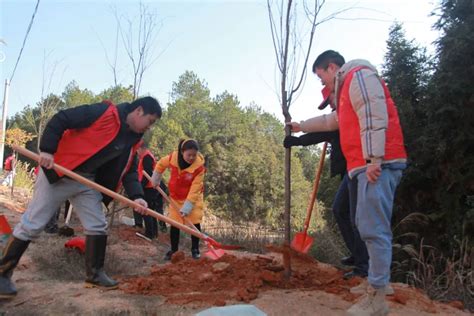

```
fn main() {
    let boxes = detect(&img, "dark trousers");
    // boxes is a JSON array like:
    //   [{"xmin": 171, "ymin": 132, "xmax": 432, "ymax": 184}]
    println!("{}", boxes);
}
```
[
  {"xmin": 135, "ymin": 188, "xmax": 166, "ymax": 239},
  {"xmin": 44, "ymin": 200, "xmax": 71, "ymax": 232},
  {"xmin": 170, "ymin": 223, "xmax": 200, "ymax": 252},
  {"xmin": 332, "ymin": 174, "xmax": 369, "ymax": 275}
]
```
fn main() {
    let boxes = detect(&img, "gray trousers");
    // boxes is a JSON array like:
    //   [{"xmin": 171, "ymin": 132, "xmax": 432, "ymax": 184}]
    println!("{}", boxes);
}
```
[{"xmin": 14, "ymin": 169, "xmax": 107, "ymax": 241}]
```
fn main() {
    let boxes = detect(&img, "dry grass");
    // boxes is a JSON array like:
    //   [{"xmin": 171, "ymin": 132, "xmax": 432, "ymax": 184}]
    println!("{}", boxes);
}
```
[
  {"xmin": 28, "ymin": 234, "xmax": 140, "ymax": 282},
  {"xmin": 202, "ymin": 214, "xmax": 284, "ymax": 253},
  {"xmin": 393, "ymin": 237, "xmax": 474, "ymax": 311},
  {"xmin": 12, "ymin": 161, "xmax": 35, "ymax": 193},
  {"xmin": 202, "ymin": 212, "xmax": 347, "ymax": 267}
]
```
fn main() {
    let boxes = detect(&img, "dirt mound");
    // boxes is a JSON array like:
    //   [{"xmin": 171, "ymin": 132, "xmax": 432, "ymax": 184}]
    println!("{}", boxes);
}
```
[
  {"xmin": 120, "ymin": 245, "xmax": 469, "ymax": 314},
  {"xmin": 120, "ymin": 246, "xmax": 361, "ymax": 306}
]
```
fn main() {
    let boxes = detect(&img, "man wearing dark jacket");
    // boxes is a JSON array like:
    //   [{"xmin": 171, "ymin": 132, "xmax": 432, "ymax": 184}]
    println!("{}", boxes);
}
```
[
  {"xmin": 136, "ymin": 143, "xmax": 168, "ymax": 239},
  {"xmin": 284, "ymin": 87, "xmax": 369, "ymax": 280},
  {"xmin": 0, "ymin": 96, "xmax": 161, "ymax": 299}
]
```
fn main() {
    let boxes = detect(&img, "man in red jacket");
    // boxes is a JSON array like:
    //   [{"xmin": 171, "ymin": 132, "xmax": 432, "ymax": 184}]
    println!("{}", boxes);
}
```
[
  {"xmin": 0, "ymin": 96, "xmax": 161, "ymax": 299},
  {"xmin": 288, "ymin": 50, "xmax": 406, "ymax": 315}
]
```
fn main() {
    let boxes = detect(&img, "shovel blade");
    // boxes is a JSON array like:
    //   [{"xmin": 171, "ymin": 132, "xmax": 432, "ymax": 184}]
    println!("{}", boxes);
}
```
[
  {"xmin": 204, "ymin": 245, "xmax": 225, "ymax": 260},
  {"xmin": 291, "ymin": 232, "xmax": 314, "ymax": 254}
]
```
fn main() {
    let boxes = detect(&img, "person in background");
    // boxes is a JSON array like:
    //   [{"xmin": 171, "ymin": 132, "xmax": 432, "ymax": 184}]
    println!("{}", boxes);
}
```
[
  {"xmin": 136, "ymin": 142, "xmax": 168, "ymax": 239},
  {"xmin": 151, "ymin": 139, "xmax": 205, "ymax": 260},
  {"xmin": 0, "ymin": 96, "xmax": 161, "ymax": 299},
  {"xmin": 2, "ymin": 153, "xmax": 16, "ymax": 187}
]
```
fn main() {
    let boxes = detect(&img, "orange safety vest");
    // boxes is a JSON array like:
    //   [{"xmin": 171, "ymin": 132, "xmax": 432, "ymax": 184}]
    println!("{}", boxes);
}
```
[
  {"xmin": 52, "ymin": 100, "xmax": 140, "ymax": 190},
  {"xmin": 167, "ymin": 152, "xmax": 205, "ymax": 201}
]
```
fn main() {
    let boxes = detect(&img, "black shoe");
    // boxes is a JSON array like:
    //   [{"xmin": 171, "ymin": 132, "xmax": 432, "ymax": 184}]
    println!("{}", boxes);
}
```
[
  {"xmin": 164, "ymin": 250, "xmax": 175, "ymax": 261},
  {"xmin": 159, "ymin": 224, "xmax": 167, "ymax": 233},
  {"xmin": 343, "ymin": 270, "xmax": 368, "ymax": 280},
  {"xmin": 44, "ymin": 225, "xmax": 59, "ymax": 234},
  {"xmin": 191, "ymin": 249, "xmax": 200, "ymax": 260},
  {"xmin": 340, "ymin": 256, "xmax": 355, "ymax": 266}
]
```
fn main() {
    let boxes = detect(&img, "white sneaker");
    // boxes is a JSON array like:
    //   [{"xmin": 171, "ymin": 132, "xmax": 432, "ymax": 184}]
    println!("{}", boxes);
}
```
[
  {"xmin": 350, "ymin": 280, "xmax": 394, "ymax": 296},
  {"xmin": 347, "ymin": 286, "xmax": 389, "ymax": 316}
]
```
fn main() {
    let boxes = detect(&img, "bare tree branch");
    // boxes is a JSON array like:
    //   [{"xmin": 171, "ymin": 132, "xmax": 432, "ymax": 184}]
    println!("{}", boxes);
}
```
[{"xmin": 113, "ymin": 2, "xmax": 163, "ymax": 99}]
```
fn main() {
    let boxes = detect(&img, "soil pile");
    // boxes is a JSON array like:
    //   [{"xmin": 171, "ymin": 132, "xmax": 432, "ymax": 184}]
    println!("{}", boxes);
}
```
[{"xmin": 121, "ymin": 246, "xmax": 359, "ymax": 306}]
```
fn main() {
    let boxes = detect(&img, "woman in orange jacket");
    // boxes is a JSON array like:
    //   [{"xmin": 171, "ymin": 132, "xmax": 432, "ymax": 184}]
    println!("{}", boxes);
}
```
[{"xmin": 152, "ymin": 139, "xmax": 205, "ymax": 259}]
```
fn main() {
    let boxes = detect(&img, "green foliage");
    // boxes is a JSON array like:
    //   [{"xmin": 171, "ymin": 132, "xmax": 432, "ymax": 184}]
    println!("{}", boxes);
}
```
[
  {"xmin": 424, "ymin": 0, "xmax": 474, "ymax": 244},
  {"xmin": 383, "ymin": 4, "xmax": 474, "ymax": 303},
  {"xmin": 147, "ymin": 71, "xmax": 314, "ymax": 229},
  {"xmin": 98, "ymin": 85, "xmax": 134, "ymax": 104},
  {"xmin": 62, "ymin": 81, "xmax": 99, "ymax": 108}
]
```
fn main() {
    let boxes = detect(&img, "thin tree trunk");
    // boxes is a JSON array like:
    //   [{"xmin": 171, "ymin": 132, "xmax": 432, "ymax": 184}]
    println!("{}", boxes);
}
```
[{"xmin": 282, "ymin": 90, "xmax": 292, "ymax": 279}]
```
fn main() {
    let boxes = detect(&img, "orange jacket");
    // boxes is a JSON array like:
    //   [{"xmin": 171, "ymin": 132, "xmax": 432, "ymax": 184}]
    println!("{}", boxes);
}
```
[{"xmin": 155, "ymin": 151, "xmax": 205, "ymax": 224}]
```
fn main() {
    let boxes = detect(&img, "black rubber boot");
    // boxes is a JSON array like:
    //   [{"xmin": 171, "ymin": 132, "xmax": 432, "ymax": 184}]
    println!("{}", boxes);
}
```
[
  {"xmin": 0, "ymin": 237, "xmax": 30, "ymax": 299},
  {"xmin": 84, "ymin": 235, "xmax": 118, "ymax": 290}
]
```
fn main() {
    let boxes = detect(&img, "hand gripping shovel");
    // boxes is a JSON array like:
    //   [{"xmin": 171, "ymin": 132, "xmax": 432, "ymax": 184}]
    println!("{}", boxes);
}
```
[
  {"xmin": 13, "ymin": 145, "xmax": 240, "ymax": 252},
  {"xmin": 142, "ymin": 171, "xmax": 226, "ymax": 260},
  {"xmin": 291, "ymin": 142, "xmax": 327, "ymax": 253}
]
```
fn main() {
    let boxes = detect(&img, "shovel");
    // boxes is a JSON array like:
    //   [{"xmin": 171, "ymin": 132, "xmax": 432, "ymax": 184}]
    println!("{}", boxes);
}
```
[
  {"xmin": 13, "ymin": 145, "xmax": 240, "ymax": 251},
  {"xmin": 142, "ymin": 171, "xmax": 226, "ymax": 260},
  {"xmin": 58, "ymin": 203, "xmax": 74, "ymax": 236},
  {"xmin": 291, "ymin": 142, "xmax": 327, "ymax": 254}
]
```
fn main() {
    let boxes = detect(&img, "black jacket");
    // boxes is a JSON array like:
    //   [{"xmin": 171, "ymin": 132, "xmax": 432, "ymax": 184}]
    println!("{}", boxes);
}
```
[
  {"xmin": 40, "ymin": 102, "xmax": 144, "ymax": 205},
  {"xmin": 298, "ymin": 131, "xmax": 346, "ymax": 178},
  {"xmin": 141, "ymin": 153, "xmax": 167, "ymax": 209}
]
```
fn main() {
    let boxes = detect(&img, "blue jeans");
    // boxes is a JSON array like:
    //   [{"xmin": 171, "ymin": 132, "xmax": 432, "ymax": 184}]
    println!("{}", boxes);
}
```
[
  {"xmin": 333, "ymin": 174, "xmax": 368, "ymax": 275},
  {"xmin": 354, "ymin": 166, "xmax": 404, "ymax": 288}
]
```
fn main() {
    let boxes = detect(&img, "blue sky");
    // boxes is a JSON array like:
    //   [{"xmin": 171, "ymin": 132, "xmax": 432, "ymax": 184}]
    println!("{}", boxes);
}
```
[{"xmin": 1, "ymin": 0, "xmax": 439, "ymax": 123}]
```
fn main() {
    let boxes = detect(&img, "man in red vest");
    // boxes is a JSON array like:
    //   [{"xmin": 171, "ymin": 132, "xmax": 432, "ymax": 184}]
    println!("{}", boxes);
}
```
[
  {"xmin": 136, "ymin": 142, "xmax": 167, "ymax": 239},
  {"xmin": 0, "ymin": 96, "xmax": 161, "ymax": 299},
  {"xmin": 288, "ymin": 50, "xmax": 407, "ymax": 316}
]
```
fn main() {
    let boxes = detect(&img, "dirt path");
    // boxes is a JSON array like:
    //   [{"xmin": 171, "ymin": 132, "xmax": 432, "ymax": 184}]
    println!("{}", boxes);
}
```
[{"xmin": 0, "ymin": 186, "xmax": 470, "ymax": 315}]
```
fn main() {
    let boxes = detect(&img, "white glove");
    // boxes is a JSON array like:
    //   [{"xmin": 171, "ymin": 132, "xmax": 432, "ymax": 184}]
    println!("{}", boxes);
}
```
[
  {"xmin": 151, "ymin": 171, "xmax": 162, "ymax": 188},
  {"xmin": 179, "ymin": 200, "xmax": 194, "ymax": 217}
]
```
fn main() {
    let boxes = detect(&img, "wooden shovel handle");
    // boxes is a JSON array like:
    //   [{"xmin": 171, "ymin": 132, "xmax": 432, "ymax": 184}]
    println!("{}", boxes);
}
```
[
  {"xmin": 12, "ymin": 145, "xmax": 204, "ymax": 240},
  {"xmin": 303, "ymin": 142, "xmax": 327, "ymax": 231}
]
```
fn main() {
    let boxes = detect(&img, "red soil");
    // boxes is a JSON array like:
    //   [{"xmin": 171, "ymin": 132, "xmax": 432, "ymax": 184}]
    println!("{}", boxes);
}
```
[{"xmin": 120, "ymin": 244, "xmax": 362, "ymax": 307}]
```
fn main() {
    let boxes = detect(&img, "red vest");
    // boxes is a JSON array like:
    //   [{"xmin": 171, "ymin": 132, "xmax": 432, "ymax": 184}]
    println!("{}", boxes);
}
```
[
  {"xmin": 53, "ymin": 101, "xmax": 120, "ymax": 177},
  {"xmin": 138, "ymin": 149, "xmax": 156, "ymax": 188},
  {"xmin": 168, "ymin": 152, "xmax": 205, "ymax": 200},
  {"xmin": 337, "ymin": 66, "xmax": 407, "ymax": 171},
  {"xmin": 4, "ymin": 156, "xmax": 14, "ymax": 171}
]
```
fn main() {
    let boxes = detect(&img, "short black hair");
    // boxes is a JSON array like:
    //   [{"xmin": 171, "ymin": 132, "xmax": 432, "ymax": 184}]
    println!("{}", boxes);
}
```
[
  {"xmin": 312, "ymin": 50, "xmax": 345, "ymax": 73},
  {"xmin": 130, "ymin": 96, "xmax": 162, "ymax": 118}
]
